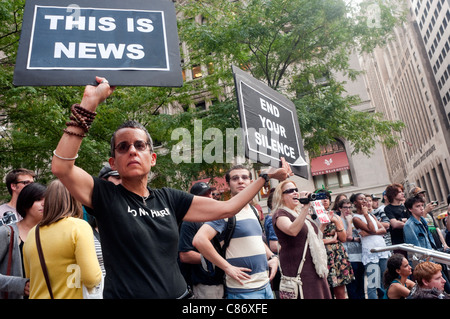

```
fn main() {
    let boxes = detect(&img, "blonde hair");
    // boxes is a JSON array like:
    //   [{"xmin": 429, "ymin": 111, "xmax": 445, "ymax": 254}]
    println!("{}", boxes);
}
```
[
  {"xmin": 39, "ymin": 179, "xmax": 83, "ymax": 226},
  {"xmin": 413, "ymin": 261, "xmax": 442, "ymax": 287},
  {"xmin": 271, "ymin": 180, "xmax": 299, "ymax": 214}
]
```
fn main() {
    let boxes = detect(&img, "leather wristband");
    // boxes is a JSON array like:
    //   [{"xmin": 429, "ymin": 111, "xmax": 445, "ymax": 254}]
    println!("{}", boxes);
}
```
[{"xmin": 259, "ymin": 173, "xmax": 270, "ymax": 183}]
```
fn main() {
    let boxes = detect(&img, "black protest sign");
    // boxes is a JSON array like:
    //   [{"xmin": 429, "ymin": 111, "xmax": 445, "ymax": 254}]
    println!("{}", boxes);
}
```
[
  {"xmin": 232, "ymin": 65, "xmax": 309, "ymax": 179},
  {"xmin": 13, "ymin": 0, "xmax": 182, "ymax": 87}
]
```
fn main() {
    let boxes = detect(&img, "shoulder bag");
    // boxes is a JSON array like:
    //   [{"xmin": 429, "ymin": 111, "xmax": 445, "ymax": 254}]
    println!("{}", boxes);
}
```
[
  {"xmin": 278, "ymin": 236, "xmax": 309, "ymax": 299},
  {"xmin": 35, "ymin": 225, "xmax": 54, "ymax": 299}
]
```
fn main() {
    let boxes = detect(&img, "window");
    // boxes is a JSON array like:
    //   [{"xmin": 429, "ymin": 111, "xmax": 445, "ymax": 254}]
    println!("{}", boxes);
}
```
[
  {"xmin": 312, "ymin": 140, "xmax": 353, "ymax": 189},
  {"xmin": 192, "ymin": 65, "xmax": 202, "ymax": 79}
]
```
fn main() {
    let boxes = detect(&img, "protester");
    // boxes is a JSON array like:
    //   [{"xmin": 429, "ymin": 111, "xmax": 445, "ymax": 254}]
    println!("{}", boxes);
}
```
[
  {"xmin": 320, "ymin": 196, "xmax": 354, "ymax": 299},
  {"xmin": 382, "ymin": 254, "xmax": 414, "ymax": 299},
  {"xmin": 408, "ymin": 261, "xmax": 450, "ymax": 299},
  {"xmin": 178, "ymin": 182, "xmax": 224, "ymax": 299},
  {"xmin": 0, "ymin": 169, "xmax": 35, "ymax": 222},
  {"xmin": 23, "ymin": 180, "xmax": 102, "ymax": 299},
  {"xmin": 0, "ymin": 182, "xmax": 46, "ymax": 299},
  {"xmin": 272, "ymin": 181, "xmax": 331, "ymax": 299},
  {"xmin": 410, "ymin": 187, "xmax": 448, "ymax": 251},
  {"xmin": 98, "ymin": 164, "xmax": 121, "ymax": 185},
  {"xmin": 50, "ymin": 76, "xmax": 292, "ymax": 299},
  {"xmin": 341, "ymin": 199, "xmax": 365, "ymax": 299},
  {"xmin": 351, "ymin": 193, "xmax": 390, "ymax": 299},
  {"xmin": 403, "ymin": 196, "xmax": 436, "ymax": 250},
  {"xmin": 331, "ymin": 193, "xmax": 347, "ymax": 216},
  {"xmin": 384, "ymin": 183, "xmax": 408, "ymax": 256},
  {"xmin": 193, "ymin": 165, "xmax": 279, "ymax": 299}
]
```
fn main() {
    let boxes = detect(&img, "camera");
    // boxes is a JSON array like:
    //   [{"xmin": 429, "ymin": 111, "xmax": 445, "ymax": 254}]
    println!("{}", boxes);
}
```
[
  {"xmin": 0, "ymin": 211, "xmax": 18, "ymax": 226},
  {"xmin": 299, "ymin": 192, "xmax": 328, "ymax": 204}
]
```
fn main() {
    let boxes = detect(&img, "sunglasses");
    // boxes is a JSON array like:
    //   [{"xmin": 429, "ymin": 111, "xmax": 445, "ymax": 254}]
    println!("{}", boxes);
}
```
[
  {"xmin": 282, "ymin": 188, "xmax": 298, "ymax": 194},
  {"xmin": 114, "ymin": 140, "xmax": 152, "ymax": 154}
]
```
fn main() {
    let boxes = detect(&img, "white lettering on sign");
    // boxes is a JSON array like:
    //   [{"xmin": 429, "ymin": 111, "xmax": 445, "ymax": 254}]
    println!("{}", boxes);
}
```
[
  {"xmin": 44, "ymin": 15, "xmax": 119, "ymax": 31},
  {"xmin": 54, "ymin": 42, "xmax": 145, "ymax": 60},
  {"xmin": 258, "ymin": 115, "xmax": 287, "ymax": 138},
  {"xmin": 260, "ymin": 98, "xmax": 280, "ymax": 117},
  {"xmin": 254, "ymin": 131, "xmax": 296, "ymax": 159}
]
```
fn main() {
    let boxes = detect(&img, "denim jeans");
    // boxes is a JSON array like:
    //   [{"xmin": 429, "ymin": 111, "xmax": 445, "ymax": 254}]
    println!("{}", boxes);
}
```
[
  {"xmin": 226, "ymin": 282, "xmax": 274, "ymax": 299},
  {"xmin": 365, "ymin": 258, "xmax": 387, "ymax": 299},
  {"xmin": 346, "ymin": 261, "xmax": 366, "ymax": 299}
]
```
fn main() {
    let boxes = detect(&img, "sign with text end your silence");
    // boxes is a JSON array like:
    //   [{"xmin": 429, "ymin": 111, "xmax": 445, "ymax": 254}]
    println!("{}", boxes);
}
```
[
  {"xmin": 13, "ymin": 0, "xmax": 183, "ymax": 87},
  {"xmin": 232, "ymin": 65, "xmax": 309, "ymax": 179}
]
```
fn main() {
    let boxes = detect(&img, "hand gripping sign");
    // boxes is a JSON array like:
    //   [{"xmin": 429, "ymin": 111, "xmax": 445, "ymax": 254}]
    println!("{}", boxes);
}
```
[
  {"xmin": 13, "ymin": 0, "xmax": 183, "ymax": 87},
  {"xmin": 232, "ymin": 65, "xmax": 309, "ymax": 179}
]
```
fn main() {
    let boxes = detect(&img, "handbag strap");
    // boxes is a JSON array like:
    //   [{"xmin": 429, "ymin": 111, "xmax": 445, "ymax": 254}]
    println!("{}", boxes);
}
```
[
  {"xmin": 35, "ymin": 225, "xmax": 54, "ymax": 299},
  {"xmin": 3, "ymin": 225, "xmax": 14, "ymax": 299}
]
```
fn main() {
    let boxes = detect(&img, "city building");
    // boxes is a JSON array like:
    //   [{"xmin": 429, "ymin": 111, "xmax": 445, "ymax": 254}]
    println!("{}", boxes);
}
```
[{"xmin": 359, "ymin": 0, "xmax": 450, "ymax": 213}]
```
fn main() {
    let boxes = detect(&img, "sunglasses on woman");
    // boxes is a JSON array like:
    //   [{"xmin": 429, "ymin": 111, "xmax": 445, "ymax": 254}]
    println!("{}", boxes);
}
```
[
  {"xmin": 114, "ymin": 140, "xmax": 152, "ymax": 154},
  {"xmin": 282, "ymin": 188, "xmax": 298, "ymax": 194}
]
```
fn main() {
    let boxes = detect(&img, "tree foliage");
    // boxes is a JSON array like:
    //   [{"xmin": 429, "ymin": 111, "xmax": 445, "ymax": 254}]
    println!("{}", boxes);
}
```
[{"xmin": 0, "ymin": 0, "xmax": 406, "ymax": 201}]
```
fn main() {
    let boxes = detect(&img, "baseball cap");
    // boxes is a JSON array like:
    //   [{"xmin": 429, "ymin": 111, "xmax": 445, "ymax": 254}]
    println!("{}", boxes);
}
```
[
  {"xmin": 410, "ymin": 187, "xmax": 426, "ymax": 196},
  {"xmin": 371, "ymin": 194, "xmax": 381, "ymax": 200},
  {"xmin": 99, "ymin": 165, "xmax": 120, "ymax": 179},
  {"xmin": 190, "ymin": 182, "xmax": 211, "ymax": 196}
]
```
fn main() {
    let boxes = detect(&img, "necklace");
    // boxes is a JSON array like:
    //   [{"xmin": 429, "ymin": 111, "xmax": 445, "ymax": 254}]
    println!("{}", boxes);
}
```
[{"xmin": 141, "ymin": 192, "xmax": 150, "ymax": 206}]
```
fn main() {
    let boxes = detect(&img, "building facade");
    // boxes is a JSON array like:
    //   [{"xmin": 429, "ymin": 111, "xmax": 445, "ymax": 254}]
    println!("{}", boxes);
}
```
[{"xmin": 359, "ymin": 0, "xmax": 450, "ymax": 212}]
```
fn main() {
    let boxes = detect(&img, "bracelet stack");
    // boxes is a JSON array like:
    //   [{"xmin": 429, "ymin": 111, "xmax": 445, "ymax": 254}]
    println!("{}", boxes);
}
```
[{"xmin": 64, "ymin": 104, "xmax": 97, "ymax": 138}]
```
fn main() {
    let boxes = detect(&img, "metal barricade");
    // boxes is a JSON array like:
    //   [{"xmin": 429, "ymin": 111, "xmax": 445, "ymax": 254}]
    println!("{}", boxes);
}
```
[{"xmin": 371, "ymin": 244, "xmax": 450, "ymax": 266}]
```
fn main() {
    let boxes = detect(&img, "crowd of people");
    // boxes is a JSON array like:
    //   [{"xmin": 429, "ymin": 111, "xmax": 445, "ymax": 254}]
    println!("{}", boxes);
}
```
[{"xmin": 1, "ymin": 77, "xmax": 450, "ymax": 300}]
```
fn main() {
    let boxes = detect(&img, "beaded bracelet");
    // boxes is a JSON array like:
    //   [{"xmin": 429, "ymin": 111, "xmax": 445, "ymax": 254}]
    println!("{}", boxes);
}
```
[
  {"xmin": 63, "ymin": 128, "xmax": 86, "ymax": 138},
  {"xmin": 65, "ymin": 104, "xmax": 97, "ymax": 133}
]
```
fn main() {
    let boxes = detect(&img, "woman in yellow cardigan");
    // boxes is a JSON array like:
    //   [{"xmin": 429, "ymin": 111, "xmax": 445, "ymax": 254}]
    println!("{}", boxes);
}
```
[{"xmin": 23, "ymin": 180, "xmax": 102, "ymax": 299}]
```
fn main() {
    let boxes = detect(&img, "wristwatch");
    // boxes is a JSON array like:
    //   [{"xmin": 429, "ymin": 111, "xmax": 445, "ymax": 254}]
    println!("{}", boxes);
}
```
[{"xmin": 259, "ymin": 172, "xmax": 270, "ymax": 183}]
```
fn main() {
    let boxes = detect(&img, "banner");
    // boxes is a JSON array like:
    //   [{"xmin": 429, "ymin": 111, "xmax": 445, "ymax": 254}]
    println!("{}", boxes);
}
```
[
  {"xmin": 232, "ymin": 65, "xmax": 308, "ymax": 179},
  {"xmin": 13, "ymin": 0, "xmax": 183, "ymax": 87}
]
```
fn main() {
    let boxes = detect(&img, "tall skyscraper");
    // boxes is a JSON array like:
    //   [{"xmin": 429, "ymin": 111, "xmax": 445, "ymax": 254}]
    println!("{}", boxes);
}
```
[{"xmin": 359, "ymin": 0, "xmax": 450, "ymax": 208}]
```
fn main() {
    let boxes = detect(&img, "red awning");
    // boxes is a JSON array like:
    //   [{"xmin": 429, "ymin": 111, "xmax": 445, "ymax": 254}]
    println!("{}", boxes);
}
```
[
  {"xmin": 191, "ymin": 177, "xmax": 229, "ymax": 192},
  {"xmin": 310, "ymin": 152, "xmax": 350, "ymax": 176}
]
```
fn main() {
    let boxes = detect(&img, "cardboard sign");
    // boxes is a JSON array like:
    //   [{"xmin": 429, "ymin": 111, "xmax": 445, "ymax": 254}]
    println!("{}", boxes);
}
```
[
  {"xmin": 311, "ymin": 200, "xmax": 331, "ymax": 224},
  {"xmin": 13, "ymin": 0, "xmax": 183, "ymax": 87},
  {"xmin": 232, "ymin": 65, "xmax": 309, "ymax": 178}
]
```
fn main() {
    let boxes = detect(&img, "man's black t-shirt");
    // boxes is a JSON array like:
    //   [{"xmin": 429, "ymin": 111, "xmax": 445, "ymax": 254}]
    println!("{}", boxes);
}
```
[
  {"xmin": 384, "ymin": 204, "xmax": 408, "ymax": 245},
  {"xmin": 90, "ymin": 177, "xmax": 194, "ymax": 298}
]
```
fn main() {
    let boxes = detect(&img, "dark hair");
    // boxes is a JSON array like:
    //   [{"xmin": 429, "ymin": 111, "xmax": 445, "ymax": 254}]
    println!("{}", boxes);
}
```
[
  {"xmin": 338, "ymin": 198, "xmax": 351, "ymax": 209},
  {"xmin": 349, "ymin": 193, "xmax": 364, "ymax": 203},
  {"xmin": 16, "ymin": 183, "xmax": 46, "ymax": 218},
  {"xmin": 5, "ymin": 168, "xmax": 35, "ymax": 195},
  {"xmin": 110, "ymin": 120, "xmax": 153, "ymax": 157},
  {"xmin": 383, "ymin": 254, "xmax": 406, "ymax": 288},
  {"xmin": 385, "ymin": 183, "xmax": 404, "ymax": 203},
  {"xmin": 404, "ymin": 195, "xmax": 425, "ymax": 210},
  {"xmin": 225, "ymin": 165, "xmax": 252, "ymax": 184},
  {"xmin": 267, "ymin": 188, "xmax": 276, "ymax": 210},
  {"xmin": 332, "ymin": 193, "xmax": 347, "ymax": 210}
]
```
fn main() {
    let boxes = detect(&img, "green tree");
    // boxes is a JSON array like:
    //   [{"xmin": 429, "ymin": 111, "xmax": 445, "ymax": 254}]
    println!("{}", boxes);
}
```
[
  {"xmin": 0, "ymin": 0, "xmax": 406, "ymax": 201},
  {"xmin": 177, "ymin": 0, "xmax": 406, "ymax": 157}
]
